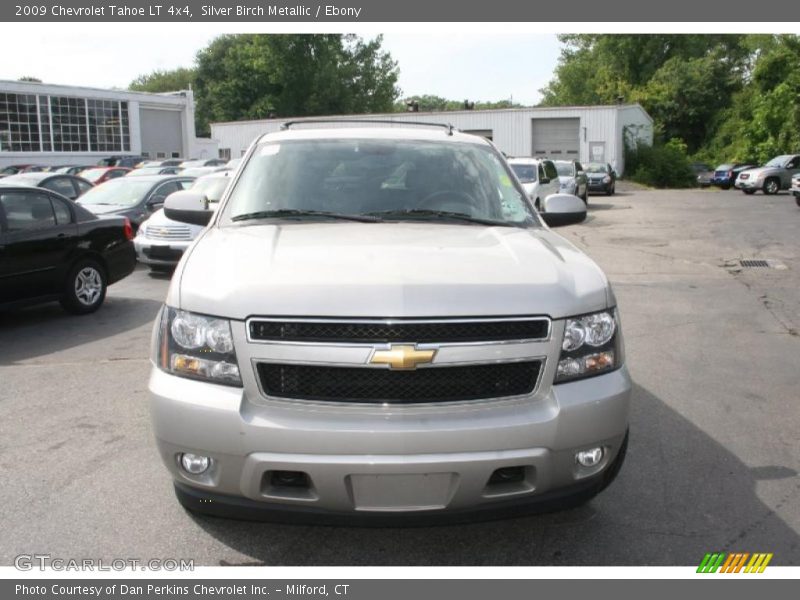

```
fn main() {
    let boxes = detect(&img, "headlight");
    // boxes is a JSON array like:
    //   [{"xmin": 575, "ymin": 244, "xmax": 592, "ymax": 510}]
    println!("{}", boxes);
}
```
[
  {"xmin": 602, "ymin": 175, "xmax": 611, "ymax": 183},
  {"xmin": 154, "ymin": 306, "xmax": 241, "ymax": 386},
  {"xmin": 555, "ymin": 309, "xmax": 622, "ymax": 383}
]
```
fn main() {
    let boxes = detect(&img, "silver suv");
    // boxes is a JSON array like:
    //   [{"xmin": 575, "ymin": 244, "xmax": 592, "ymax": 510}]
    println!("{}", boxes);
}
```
[
  {"xmin": 150, "ymin": 123, "xmax": 631, "ymax": 522},
  {"xmin": 735, "ymin": 154, "xmax": 800, "ymax": 195}
]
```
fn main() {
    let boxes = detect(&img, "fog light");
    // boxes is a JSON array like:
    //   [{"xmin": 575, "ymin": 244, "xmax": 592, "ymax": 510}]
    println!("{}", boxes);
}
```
[
  {"xmin": 179, "ymin": 453, "xmax": 210, "ymax": 474},
  {"xmin": 576, "ymin": 447, "xmax": 604, "ymax": 467}
]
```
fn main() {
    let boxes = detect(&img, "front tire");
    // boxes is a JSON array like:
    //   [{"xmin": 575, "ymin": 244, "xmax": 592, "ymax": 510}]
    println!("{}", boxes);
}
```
[{"xmin": 60, "ymin": 259, "xmax": 107, "ymax": 314}]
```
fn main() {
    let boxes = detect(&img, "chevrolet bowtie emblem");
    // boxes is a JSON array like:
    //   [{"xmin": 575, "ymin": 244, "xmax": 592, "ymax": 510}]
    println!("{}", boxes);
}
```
[{"xmin": 370, "ymin": 345, "xmax": 437, "ymax": 370}]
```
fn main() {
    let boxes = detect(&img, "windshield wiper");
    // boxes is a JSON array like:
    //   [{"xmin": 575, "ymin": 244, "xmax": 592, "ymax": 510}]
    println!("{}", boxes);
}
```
[
  {"xmin": 231, "ymin": 209, "xmax": 382, "ymax": 223},
  {"xmin": 365, "ymin": 209, "xmax": 520, "ymax": 227}
]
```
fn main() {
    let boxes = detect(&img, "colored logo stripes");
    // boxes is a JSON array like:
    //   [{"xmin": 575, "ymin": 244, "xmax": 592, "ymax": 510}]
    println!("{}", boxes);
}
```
[{"xmin": 697, "ymin": 552, "xmax": 773, "ymax": 573}]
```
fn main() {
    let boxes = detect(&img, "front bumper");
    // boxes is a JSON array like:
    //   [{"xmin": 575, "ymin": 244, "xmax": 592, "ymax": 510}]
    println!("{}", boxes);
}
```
[
  {"xmin": 735, "ymin": 177, "xmax": 761, "ymax": 190},
  {"xmin": 587, "ymin": 180, "xmax": 611, "ymax": 192},
  {"xmin": 791, "ymin": 183, "xmax": 800, "ymax": 197},
  {"xmin": 134, "ymin": 237, "xmax": 192, "ymax": 265},
  {"xmin": 149, "ymin": 362, "xmax": 631, "ymax": 519}
]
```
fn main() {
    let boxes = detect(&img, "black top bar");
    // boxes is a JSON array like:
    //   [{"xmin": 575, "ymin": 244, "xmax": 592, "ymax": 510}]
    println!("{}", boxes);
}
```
[{"xmin": 280, "ymin": 119, "xmax": 455, "ymax": 135}]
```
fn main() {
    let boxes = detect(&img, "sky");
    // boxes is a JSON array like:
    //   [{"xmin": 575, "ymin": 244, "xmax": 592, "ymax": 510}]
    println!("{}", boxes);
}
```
[{"xmin": 0, "ymin": 27, "xmax": 561, "ymax": 106}]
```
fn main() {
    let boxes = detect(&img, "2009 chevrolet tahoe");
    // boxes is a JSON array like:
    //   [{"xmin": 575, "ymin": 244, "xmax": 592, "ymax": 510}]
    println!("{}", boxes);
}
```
[{"xmin": 149, "ymin": 122, "xmax": 631, "ymax": 523}]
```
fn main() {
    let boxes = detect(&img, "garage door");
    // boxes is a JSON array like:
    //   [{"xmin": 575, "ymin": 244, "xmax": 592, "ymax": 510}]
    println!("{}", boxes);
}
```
[
  {"xmin": 531, "ymin": 118, "xmax": 579, "ymax": 158},
  {"xmin": 140, "ymin": 108, "xmax": 183, "ymax": 159}
]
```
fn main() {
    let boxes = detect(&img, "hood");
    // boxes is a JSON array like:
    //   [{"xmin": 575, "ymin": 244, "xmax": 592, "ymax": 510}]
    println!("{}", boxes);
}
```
[
  {"xmin": 171, "ymin": 223, "xmax": 611, "ymax": 320},
  {"xmin": 141, "ymin": 208, "xmax": 207, "ymax": 235},
  {"xmin": 738, "ymin": 167, "xmax": 772, "ymax": 178}
]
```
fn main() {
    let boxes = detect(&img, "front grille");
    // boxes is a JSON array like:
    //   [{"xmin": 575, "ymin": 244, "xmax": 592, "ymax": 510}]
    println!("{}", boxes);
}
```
[
  {"xmin": 145, "ymin": 225, "xmax": 193, "ymax": 241},
  {"xmin": 257, "ymin": 361, "xmax": 542, "ymax": 404},
  {"xmin": 248, "ymin": 317, "xmax": 549, "ymax": 343}
]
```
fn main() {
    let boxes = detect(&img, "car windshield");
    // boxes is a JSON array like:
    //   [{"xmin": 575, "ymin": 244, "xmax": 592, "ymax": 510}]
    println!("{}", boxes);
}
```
[
  {"xmin": 509, "ymin": 163, "xmax": 537, "ymax": 183},
  {"xmin": 79, "ymin": 168, "xmax": 109, "ymax": 182},
  {"xmin": 764, "ymin": 156, "xmax": 790, "ymax": 168},
  {"xmin": 128, "ymin": 167, "xmax": 166, "ymax": 177},
  {"xmin": 2, "ymin": 174, "xmax": 45, "ymax": 185},
  {"xmin": 77, "ymin": 178, "xmax": 154, "ymax": 206},
  {"xmin": 554, "ymin": 162, "xmax": 575, "ymax": 177},
  {"xmin": 222, "ymin": 138, "xmax": 536, "ymax": 227},
  {"xmin": 585, "ymin": 163, "xmax": 608, "ymax": 173},
  {"xmin": 192, "ymin": 177, "xmax": 230, "ymax": 202}
]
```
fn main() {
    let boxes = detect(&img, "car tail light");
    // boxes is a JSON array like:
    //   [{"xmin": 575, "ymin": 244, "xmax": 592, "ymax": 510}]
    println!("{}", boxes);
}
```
[{"xmin": 123, "ymin": 218, "xmax": 134, "ymax": 241}]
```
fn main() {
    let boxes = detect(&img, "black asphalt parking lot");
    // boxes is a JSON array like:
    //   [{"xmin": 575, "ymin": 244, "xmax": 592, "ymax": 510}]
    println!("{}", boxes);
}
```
[{"xmin": 1, "ymin": 186, "xmax": 798, "ymax": 566}]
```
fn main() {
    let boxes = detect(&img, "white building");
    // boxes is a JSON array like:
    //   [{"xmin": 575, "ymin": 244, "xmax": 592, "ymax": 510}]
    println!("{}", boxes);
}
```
[
  {"xmin": 0, "ymin": 80, "xmax": 217, "ymax": 169},
  {"xmin": 210, "ymin": 104, "xmax": 653, "ymax": 175}
]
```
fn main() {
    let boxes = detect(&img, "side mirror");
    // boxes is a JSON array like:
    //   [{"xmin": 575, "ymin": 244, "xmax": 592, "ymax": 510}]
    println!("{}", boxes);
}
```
[
  {"xmin": 147, "ymin": 195, "xmax": 165, "ymax": 209},
  {"xmin": 540, "ymin": 193, "xmax": 587, "ymax": 226},
  {"xmin": 164, "ymin": 191, "xmax": 213, "ymax": 226}
]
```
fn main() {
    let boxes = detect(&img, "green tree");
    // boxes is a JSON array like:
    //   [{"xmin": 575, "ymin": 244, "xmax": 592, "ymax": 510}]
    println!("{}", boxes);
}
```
[
  {"xmin": 192, "ymin": 34, "xmax": 400, "ymax": 135},
  {"xmin": 537, "ymin": 34, "xmax": 800, "ymax": 160},
  {"xmin": 394, "ymin": 95, "xmax": 523, "ymax": 112},
  {"xmin": 129, "ymin": 67, "xmax": 196, "ymax": 93}
]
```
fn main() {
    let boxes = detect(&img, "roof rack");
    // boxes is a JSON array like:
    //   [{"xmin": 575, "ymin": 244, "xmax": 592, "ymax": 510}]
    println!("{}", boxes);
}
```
[{"xmin": 279, "ymin": 119, "xmax": 455, "ymax": 136}]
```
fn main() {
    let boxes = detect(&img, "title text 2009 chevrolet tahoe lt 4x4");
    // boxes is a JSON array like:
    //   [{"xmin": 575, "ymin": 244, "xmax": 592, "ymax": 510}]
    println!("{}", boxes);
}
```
[{"xmin": 149, "ymin": 122, "xmax": 631, "ymax": 523}]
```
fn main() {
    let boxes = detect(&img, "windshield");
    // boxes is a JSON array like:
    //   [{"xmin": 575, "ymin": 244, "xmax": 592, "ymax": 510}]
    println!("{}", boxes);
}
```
[
  {"xmin": 2, "ymin": 174, "xmax": 45, "ymax": 185},
  {"xmin": 509, "ymin": 163, "xmax": 537, "ymax": 183},
  {"xmin": 79, "ymin": 168, "xmax": 109, "ymax": 182},
  {"xmin": 76, "ymin": 178, "xmax": 153, "ymax": 206},
  {"xmin": 192, "ymin": 177, "xmax": 230, "ymax": 202},
  {"xmin": 130, "ymin": 167, "xmax": 168, "ymax": 177},
  {"xmin": 223, "ymin": 139, "xmax": 535, "ymax": 227},
  {"xmin": 585, "ymin": 163, "xmax": 608, "ymax": 173},
  {"xmin": 764, "ymin": 156, "xmax": 790, "ymax": 168},
  {"xmin": 554, "ymin": 161, "xmax": 575, "ymax": 177}
]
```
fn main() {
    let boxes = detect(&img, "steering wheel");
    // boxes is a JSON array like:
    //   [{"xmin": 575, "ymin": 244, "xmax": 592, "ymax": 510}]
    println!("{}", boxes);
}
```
[{"xmin": 418, "ymin": 190, "xmax": 477, "ymax": 213}]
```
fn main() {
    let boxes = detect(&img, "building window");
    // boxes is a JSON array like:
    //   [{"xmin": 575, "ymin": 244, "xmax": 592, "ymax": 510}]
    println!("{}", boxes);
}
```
[
  {"xmin": 50, "ymin": 95, "xmax": 88, "ymax": 152},
  {"xmin": 171, "ymin": 151, "xmax": 180, "ymax": 158},
  {"xmin": 156, "ymin": 152, "xmax": 166, "ymax": 159},
  {"xmin": 0, "ymin": 92, "xmax": 131, "ymax": 153},
  {"xmin": 87, "ymin": 99, "xmax": 126, "ymax": 153},
  {"xmin": 219, "ymin": 148, "xmax": 231, "ymax": 160},
  {"xmin": 0, "ymin": 93, "xmax": 41, "ymax": 152}
]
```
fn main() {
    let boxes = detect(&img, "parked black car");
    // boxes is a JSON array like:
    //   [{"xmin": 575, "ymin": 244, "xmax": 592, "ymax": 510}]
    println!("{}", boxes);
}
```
[
  {"xmin": 98, "ymin": 155, "xmax": 147, "ymax": 168},
  {"xmin": 585, "ymin": 162, "xmax": 617, "ymax": 195},
  {"xmin": 710, "ymin": 163, "xmax": 756, "ymax": 190},
  {"xmin": 0, "ymin": 185, "xmax": 136, "ymax": 313},
  {"xmin": 76, "ymin": 175, "xmax": 194, "ymax": 231},
  {"xmin": 0, "ymin": 173, "xmax": 94, "ymax": 201}
]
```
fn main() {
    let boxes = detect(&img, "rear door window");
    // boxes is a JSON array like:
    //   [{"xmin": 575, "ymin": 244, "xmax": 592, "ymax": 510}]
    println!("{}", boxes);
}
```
[{"xmin": 0, "ymin": 191, "xmax": 57, "ymax": 231}]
